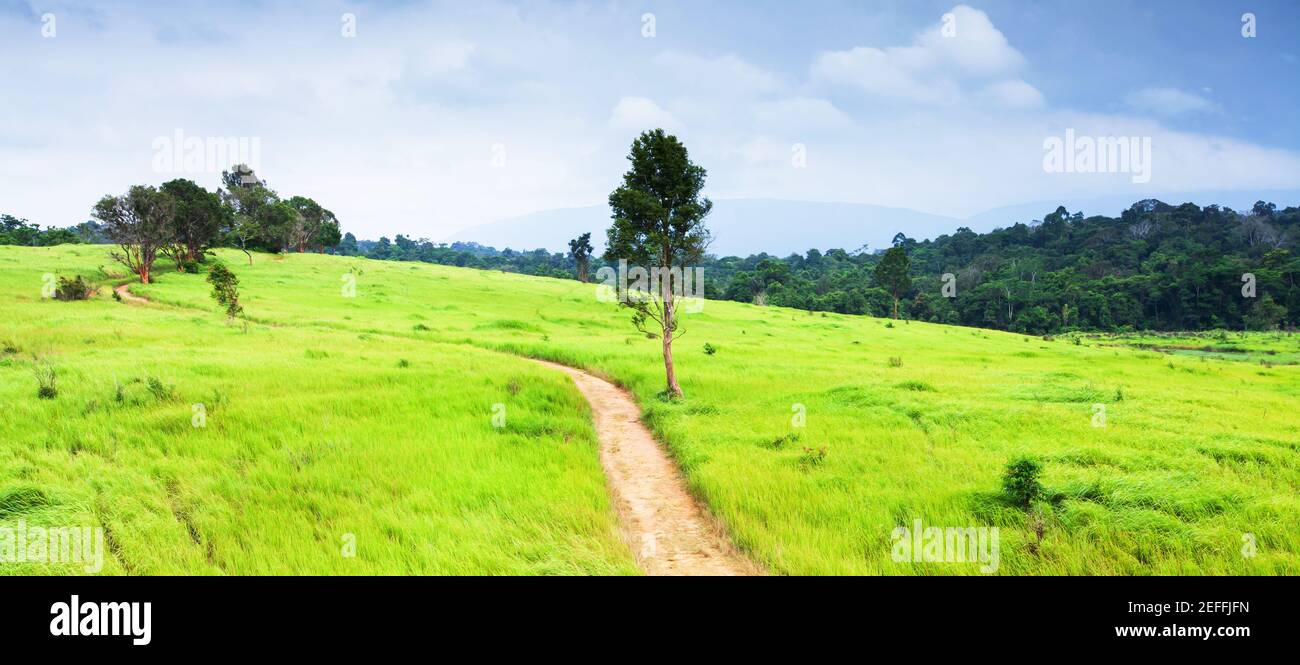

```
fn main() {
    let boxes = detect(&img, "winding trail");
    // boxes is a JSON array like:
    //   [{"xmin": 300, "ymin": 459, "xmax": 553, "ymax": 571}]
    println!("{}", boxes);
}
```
[
  {"xmin": 114, "ymin": 282, "xmax": 150, "ymax": 304},
  {"xmin": 530, "ymin": 360, "xmax": 758, "ymax": 576},
  {"xmin": 115, "ymin": 282, "xmax": 756, "ymax": 575}
]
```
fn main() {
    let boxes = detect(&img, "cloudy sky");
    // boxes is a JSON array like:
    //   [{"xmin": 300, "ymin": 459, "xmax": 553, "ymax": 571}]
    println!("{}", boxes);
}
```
[{"xmin": 2, "ymin": 0, "xmax": 1298, "ymax": 240}]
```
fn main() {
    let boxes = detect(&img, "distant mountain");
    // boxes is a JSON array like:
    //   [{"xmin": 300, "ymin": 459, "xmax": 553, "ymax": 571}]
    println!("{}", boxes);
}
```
[
  {"xmin": 444, "ymin": 199, "xmax": 959, "ymax": 257},
  {"xmin": 443, "ymin": 191, "xmax": 1300, "ymax": 257}
]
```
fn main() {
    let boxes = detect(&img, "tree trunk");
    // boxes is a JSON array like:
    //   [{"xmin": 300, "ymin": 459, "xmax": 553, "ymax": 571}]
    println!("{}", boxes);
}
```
[
  {"xmin": 139, "ymin": 264, "xmax": 150, "ymax": 284},
  {"xmin": 577, "ymin": 258, "xmax": 588, "ymax": 283},
  {"xmin": 892, "ymin": 296, "xmax": 899, "ymax": 319},
  {"xmin": 661, "ymin": 287, "xmax": 683, "ymax": 397}
]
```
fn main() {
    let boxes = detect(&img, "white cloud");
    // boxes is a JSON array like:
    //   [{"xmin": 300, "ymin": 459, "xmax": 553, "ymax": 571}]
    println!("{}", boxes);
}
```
[
  {"xmin": 1124, "ymin": 87, "xmax": 1221, "ymax": 116},
  {"xmin": 414, "ymin": 40, "xmax": 477, "ymax": 77},
  {"xmin": 652, "ymin": 52, "xmax": 781, "ymax": 96},
  {"xmin": 609, "ymin": 97, "xmax": 681, "ymax": 132},
  {"xmin": 978, "ymin": 79, "xmax": 1046, "ymax": 109},
  {"xmin": 1, "ymin": 1, "xmax": 1296, "ymax": 243},
  {"xmin": 754, "ymin": 97, "xmax": 853, "ymax": 133},
  {"xmin": 811, "ymin": 5, "xmax": 1036, "ymax": 106}
]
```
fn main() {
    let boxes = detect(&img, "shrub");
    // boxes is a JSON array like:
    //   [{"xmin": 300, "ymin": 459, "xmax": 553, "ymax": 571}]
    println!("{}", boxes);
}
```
[
  {"xmin": 1002, "ymin": 457, "xmax": 1043, "ymax": 508},
  {"xmin": 767, "ymin": 432, "xmax": 800, "ymax": 449},
  {"xmin": 397, "ymin": 359, "xmax": 410, "ymax": 368},
  {"xmin": 799, "ymin": 446, "xmax": 828, "ymax": 469},
  {"xmin": 888, "ymin": 356, "xmax": 903, "ymax": 368},
  {"xmin": 145, "ymin": 376, "xmax": 177, "ymax": 402},
  {"xmin": 54, "ymin": 275, "xmax": 95, "ymax": 301},
  {"xmin": 703, "ymin": 342, "xmax": 718, "ymax": 355},
  {"xmin": 206, "ymin": 264, "xmax": 243, "ymax": 322},
  {"xmin": 1, "ymin": 340, "xmax": 18, "ymax": 355},
  {"xmin": 32, "ymin": 359, "xmax": 57, "ymax": 399}
]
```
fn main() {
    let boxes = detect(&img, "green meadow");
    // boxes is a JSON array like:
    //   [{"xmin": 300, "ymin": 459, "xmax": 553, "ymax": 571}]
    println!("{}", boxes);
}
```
[{"xmin": 4, "ymin": 244, "xmax": 1299, "ymax": 574}]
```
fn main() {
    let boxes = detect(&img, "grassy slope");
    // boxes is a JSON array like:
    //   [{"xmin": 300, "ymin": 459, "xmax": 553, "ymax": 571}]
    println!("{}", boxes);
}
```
[
  {"xmin": 0, "ymin": 246, "xmax": 637, "ymax": 575},
  {"xmin": 6, "ymin": 245, "xmax": 1299, "ymax": 574}
]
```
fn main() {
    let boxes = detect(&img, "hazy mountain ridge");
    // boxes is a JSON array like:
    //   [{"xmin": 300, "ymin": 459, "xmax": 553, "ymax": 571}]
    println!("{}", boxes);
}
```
[{"xmin": 444, "ymin": 191, "xmax": 1300, "ymax": 256}]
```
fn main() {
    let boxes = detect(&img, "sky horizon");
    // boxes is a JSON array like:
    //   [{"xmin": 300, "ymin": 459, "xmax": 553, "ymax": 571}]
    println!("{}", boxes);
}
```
[{"xmin": 2, "ymin": 0, "xmax": 1299, "ymax": 241}]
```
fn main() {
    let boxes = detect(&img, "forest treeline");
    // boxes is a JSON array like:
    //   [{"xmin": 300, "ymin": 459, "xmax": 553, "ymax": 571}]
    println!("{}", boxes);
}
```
[
  {"xmin": 330, "ymin": 199, "xmax": 1297, "ymax": 333},
  {"xmin": 6, "ymin": 196, "xmax": 1296, "ymax": 332}
]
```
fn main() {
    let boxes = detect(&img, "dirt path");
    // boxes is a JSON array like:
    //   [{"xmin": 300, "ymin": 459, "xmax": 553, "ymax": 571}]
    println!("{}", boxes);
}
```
[
  {"xmin": 114, "ymin": 283, "xmax": 150, "ymax": 304},
  {"xmin": 530, "ymin": 359, "xmax": 759, "ymax": 576}
]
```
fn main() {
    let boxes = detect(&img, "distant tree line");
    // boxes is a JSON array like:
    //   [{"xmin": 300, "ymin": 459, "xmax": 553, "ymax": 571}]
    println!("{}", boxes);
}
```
[
  {"xmin": 1, "ymin": 214, "xmax": 105, "ymax": 246},
  {"xmin": 1, "ymin": 165, "xmax": 343, "ymax": 283},
  {"xmin": 328, "ymin": 199, "xmax": 1297, "ymax": 333},
  {"xmin": 7, "ymin": 189, "xmax": 1296, "ymax": 332}
]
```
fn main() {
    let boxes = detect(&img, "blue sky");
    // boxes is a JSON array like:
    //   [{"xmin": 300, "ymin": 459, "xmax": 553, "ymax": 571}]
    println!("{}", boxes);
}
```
[{"xmin": 1, "ymin": 0, "xmax": 1298, "ymax": 240}]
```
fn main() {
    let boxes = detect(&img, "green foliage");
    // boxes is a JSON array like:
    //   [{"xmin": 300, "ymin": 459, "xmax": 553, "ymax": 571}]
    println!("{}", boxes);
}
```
[
  {"xmin": 206, "ymin": 263, "xmax": 243, "ymax": 322},
  {"xmin": 32, "ymin": 358, "xmax": 57, "ymax": 399},
  {"xmin": 799, "ymin": 446, "xmax": 828, "ymax": 469},
  {"xmin": 94, "ymin": 185, "xmax": 177, "ymax": 283},
  {"xmin": 874, "ymin": 246, "xmax": 912, "ymax": 319},
  {"xmin": 568, "ymin": 232, "xmax": 594, "ymax": 283},
  {"xmin": 54, "ymin": 275, "xmax": 95, "ymax": 301},
  {"xmin": 1002, "ymin": 457, "xmax": 1044, "ymax": 508},
  {"xmin": 604, "ymin": 129, "xmax": 713, "ymax": 396},
  {"xmin": 1, "ymin": 214, "xmax": 94, "ymax": 247},
  {"xmin": 703, "ymin": 342, "xmax": 718, "ymax": 355},
  {"xmin": 161, "ymin": 178, "xmax": 228, "ymax": 266}
]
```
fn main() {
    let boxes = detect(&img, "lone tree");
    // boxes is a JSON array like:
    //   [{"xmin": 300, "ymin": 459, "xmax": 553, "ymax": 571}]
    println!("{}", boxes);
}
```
[
  {"xmin": 568, "ymin": 232, "xmax": 594, "ymax": 283},
  {"xmin": 206, "ymin": 263, "xmax": 243, "ymax": 323},
  {"xmin": 161, "ymin": 178, "xmax": 228, "ymax": 268},
  {"xmin": 605, "ymin": 129, "xmax": 712, "ymax": 398},
  {"xmin": 874, "ymin": 245, "xmax": 912, "ymax": 319},
  {"xmin": 93, "ymin": 185, "xmax": 176, "ymax": 284}
]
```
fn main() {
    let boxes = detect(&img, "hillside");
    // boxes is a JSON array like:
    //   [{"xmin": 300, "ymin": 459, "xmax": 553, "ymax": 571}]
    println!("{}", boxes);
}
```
[{"xmin": 3, "ymin": 245, "xmax": 1298, "ymax": 574}]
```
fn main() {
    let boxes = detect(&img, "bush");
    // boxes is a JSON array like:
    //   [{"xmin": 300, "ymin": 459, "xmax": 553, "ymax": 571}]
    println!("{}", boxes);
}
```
[
  {"xmin": 32, "ymin": 359, "xmax": 57, "ymax": 399},
  {"xmin": 55, "ymin": 275, "xmax": 95, "ymax": 301},
  {"xmin": 703, "ymin": 342, "xmax": 718, "ymax": 355},
  {"xmin": 145, "ymin": 376, "xmax": 177, "ymax": 402},
  {"xmin": 206, "ymin": 264, "xmax": 243, "ymax": 322},
  {"xmin": 888, "ymin": 356, "xmax": 903, "ymax": 368},
  {"xmin": 1002, "ymin": 457, "xmax": 1043, "ymax": 508},
  {"xmin": 767, "ymin": 432, "xmax": 800, "ymax": 449},
  {"xmin": 798, "ymin": 446, "xmax": 828, "ymax": 469}
]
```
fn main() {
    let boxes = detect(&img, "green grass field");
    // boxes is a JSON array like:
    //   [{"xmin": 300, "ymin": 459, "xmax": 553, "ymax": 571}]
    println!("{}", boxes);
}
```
[{"xmin": 4, "ymin": 244, "xmax": 1298, "ymax": 574}]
